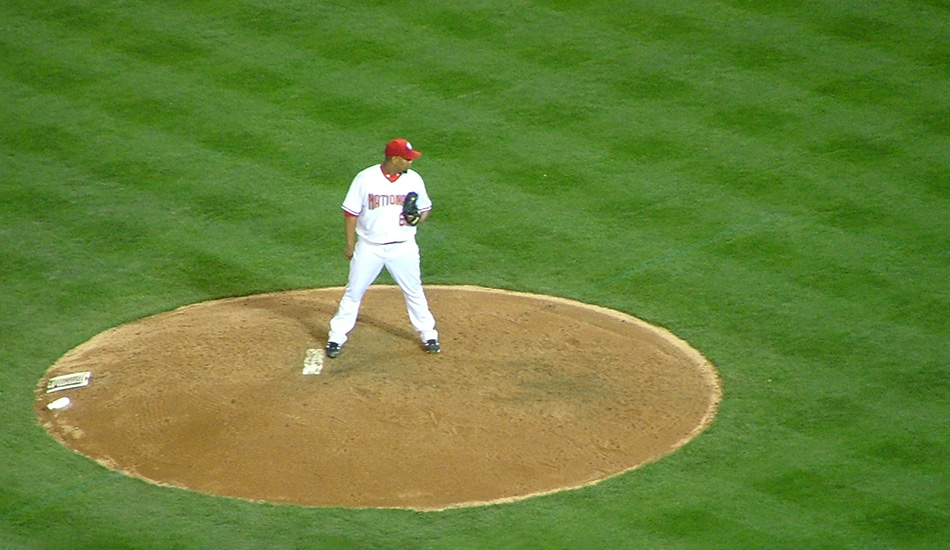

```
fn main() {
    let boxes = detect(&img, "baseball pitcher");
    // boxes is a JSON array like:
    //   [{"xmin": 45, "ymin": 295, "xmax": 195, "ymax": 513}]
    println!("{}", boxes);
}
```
[{"xmin": 325, "ymin": 138, "xmax": 440, "ymax": 358}]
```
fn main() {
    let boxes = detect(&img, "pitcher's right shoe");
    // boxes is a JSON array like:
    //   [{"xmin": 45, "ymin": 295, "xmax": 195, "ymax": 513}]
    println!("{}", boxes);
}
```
[{"xmin": 325, "ymin": 342, "xmax": 342, "ymax": 359}]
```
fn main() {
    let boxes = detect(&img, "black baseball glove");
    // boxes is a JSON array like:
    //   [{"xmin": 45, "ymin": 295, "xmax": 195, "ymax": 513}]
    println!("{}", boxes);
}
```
[{"xmin": 402, "ymin": 191, "xmax": 421, "ymax": 226}]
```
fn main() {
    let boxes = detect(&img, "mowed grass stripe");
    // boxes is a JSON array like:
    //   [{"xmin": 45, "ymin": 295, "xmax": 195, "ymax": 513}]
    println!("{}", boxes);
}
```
[
  {"xmin": 0, "ymin": 9, "xmax": 356, "ymax": 182},
  {"xmin": 0, "ymin": 2, "xmax": 445, "ymax": 192},
  {"xmin": 0, "ymin": 71, "xmax": 320, "ymax": 240},
  {"xmin": 541, "ymin": 1, "xmax": 950, "ymax": 218},
  {"xmin": 0, "ymin": 10, "xmax": 351, "ymax": 227},
  {"xmin": 414, "ymin": 0, "xmax": 950, "ymax": 273},
  {"xmin": 0, "ymin": 91, "xmax": 338, "ymax": 308},
  {"xmin": 0, "ymin": 151, "xmax": 299, "ymax": 321}
]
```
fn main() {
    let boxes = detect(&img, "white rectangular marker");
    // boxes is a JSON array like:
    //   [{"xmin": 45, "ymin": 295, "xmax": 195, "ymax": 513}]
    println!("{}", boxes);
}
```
[
  {"xmin": 46, "ymin": 371, "xmax": 92, "ymax": 393},
  {"xmin": 302, "ymin": 348, "xmax": 324, "ymax": 375}
]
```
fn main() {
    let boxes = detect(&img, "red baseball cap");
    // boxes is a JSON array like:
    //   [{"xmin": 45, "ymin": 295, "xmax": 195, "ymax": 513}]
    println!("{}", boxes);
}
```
[{"xmin": 384, "ymin": 138, "xmax": 422, "ymax": 160}]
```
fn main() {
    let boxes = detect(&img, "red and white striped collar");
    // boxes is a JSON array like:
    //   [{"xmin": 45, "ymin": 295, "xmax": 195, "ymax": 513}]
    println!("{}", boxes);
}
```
[{"xmin": 379, "ymin": 164, "xmax": 401, "ymax": 182}]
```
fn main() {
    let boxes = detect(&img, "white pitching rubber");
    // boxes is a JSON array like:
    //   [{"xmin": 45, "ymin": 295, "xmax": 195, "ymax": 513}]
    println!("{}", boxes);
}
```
[{"xmin": 302, "ymin": 348, "xmax": 324, "ymax": 375}]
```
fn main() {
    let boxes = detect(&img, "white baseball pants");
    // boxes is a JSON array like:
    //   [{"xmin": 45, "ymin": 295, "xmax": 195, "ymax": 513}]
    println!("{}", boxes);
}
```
[{"xmin": 328, "ymin": 239, "xmax": 438, "ymax": 346}]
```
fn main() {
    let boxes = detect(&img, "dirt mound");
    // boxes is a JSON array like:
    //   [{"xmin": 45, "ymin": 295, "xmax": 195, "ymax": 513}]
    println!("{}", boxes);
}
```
[{"xmin": 36, "ymin": 286, "xmax": 721, "ymax": 510}]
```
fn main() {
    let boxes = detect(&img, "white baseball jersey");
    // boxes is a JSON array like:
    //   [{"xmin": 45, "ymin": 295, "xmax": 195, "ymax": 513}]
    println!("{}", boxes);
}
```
[{"xmin": 342, "ymin": 165, "xmax": 433, "ymax": 244}]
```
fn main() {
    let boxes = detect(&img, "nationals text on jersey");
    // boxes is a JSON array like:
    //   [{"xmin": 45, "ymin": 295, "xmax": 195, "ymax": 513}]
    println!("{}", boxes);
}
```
[{"xmin": 368, "ymin": 193, "xmax": 410, "ymax": 210}]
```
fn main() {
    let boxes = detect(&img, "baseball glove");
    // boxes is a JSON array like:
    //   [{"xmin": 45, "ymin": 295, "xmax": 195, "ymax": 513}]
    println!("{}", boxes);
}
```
[{"xmin": 402, "ymin": 191, "xmax": 421, "ymax": 226}]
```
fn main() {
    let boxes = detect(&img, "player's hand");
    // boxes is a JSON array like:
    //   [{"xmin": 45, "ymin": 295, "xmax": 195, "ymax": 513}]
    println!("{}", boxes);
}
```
[{"xmin": 344, "ymin": 243, "xmax": 355, "ymax": 260}]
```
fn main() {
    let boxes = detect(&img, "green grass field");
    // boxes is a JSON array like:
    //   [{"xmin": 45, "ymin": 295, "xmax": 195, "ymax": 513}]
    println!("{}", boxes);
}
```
[{"xmin": 2, "ymin": 0, "xmax": 948, "ymax": 548}]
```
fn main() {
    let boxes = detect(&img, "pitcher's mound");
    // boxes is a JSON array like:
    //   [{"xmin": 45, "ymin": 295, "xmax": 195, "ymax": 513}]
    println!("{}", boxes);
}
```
[{"xmin": 36, "ymin": 286, "xmax": 721, "ymax": 510}]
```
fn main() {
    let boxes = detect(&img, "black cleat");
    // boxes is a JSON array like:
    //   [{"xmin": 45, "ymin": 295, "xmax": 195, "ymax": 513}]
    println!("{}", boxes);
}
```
[
  {"xmin": 424, "ymin": 339, "xmax": 441, "ymax": 354},
  {"xmin": 325, "ymin": 342, "xmax": 341, "ymax": 359}
]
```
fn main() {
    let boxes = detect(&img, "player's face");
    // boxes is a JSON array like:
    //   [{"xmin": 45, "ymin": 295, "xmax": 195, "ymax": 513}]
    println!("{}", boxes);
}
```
[{"xmin": 393, "ymin": 157, "xmax": 413, "ymax": 173}]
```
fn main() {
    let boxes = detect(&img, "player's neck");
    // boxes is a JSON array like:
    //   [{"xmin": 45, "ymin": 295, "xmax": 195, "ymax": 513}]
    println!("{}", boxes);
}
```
[{"xmin": 379, "ymin": 162, "xmax": 403, "ymax": 182}]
